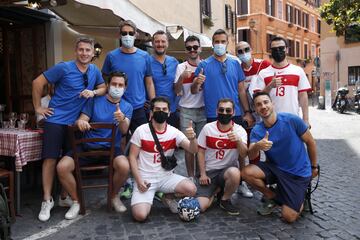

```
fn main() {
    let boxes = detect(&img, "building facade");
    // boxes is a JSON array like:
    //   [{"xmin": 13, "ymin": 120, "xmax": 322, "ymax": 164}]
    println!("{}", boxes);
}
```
[{"xmin": 236, "ymin": 0, "xmax": 321, "ymax": 90}]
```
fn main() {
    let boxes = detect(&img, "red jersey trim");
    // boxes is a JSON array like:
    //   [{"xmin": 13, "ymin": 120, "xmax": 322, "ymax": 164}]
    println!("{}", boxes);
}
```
[
  {"xmin": 141, "ymin": 139, "xmax": 177, "ymax": 153},
  {"xmin": 154, "ymin": 124, "xmax": 167, "ymax": 134},
  {"xmin": 298, "ymin": 88, "xmax": 312, "ymax": 93},
  {"xmin": 271, "ymin": 63, "xmax": 290, "ymax": 70},
  {"xmin": 264, "ymin": 74, "xmax": 300, "ymax": 87},
  {"xmin": 216, "ymin": 121, "xmax": 234, "ymax": 133},
  {"xmin": 182, "ymin": 72, "xmax": 195, "ymax": 84}
]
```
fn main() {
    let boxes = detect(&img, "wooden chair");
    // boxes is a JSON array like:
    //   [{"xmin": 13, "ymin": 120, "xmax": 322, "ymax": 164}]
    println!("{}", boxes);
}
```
[
  {"xmin": 69, "ymin": 123, "xmax": 116, "ymax": 215},
  {"xmin": 0, "ymin": 168, "xmax": 15, "ymax": 221}
]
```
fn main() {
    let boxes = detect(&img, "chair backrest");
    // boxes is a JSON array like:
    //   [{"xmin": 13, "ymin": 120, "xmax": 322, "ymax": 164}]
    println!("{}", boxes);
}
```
[{"xmin": 69, "ymin": 122, "xmax": 117, "ymax": 163}]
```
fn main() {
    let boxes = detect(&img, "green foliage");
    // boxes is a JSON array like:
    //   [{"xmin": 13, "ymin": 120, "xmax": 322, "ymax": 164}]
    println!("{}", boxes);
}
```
[{"xmin": 320, "ymin": 0, "xmax": 360, "ymax": 36}]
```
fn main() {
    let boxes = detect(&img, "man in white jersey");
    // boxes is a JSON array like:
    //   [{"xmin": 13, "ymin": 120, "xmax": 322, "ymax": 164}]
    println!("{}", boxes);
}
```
[
  {"xmin": 196, "ymin": 98, "xmax": 248, "ymax": 215},
  {"xmin": 128, "ymin": 97, "xmax": 198, "ymax": 222},
  {"xmin": 250, "ymin": 36, "xmax": 311, "ymax": 126},
  {"xmin": 174, "ymin": 35, "xmax": 206, "ymax": 178}
]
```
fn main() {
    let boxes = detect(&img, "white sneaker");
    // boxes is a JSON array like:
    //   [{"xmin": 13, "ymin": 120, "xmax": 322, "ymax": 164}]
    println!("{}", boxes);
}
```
[
  {"xmin": 112, "ymin": 197, "xmax": 127, "ymax": 213},
  {"xmin": 65, "ymin": 202, "xmax": 80, "ymax": 220},
  {"xmin": 238, "ymin": 182, "xmax": 253, "ymax": 198},
  {"xmin": 162, "ymin": 197, "xmax": 178, "ymax": 214},
  {"xmin": 58, "ymin": 195, "xmax": 73, "ymax": 207},
  {"xmin": 38, "ymin": 198, "xmax": 54, "ymax": 222}
]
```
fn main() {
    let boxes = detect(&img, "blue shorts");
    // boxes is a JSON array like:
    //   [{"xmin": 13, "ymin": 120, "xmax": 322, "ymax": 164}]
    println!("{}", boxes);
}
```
[
  {"xmin": 42, "ymin": 122, "xmax": 71, "ymax": 159},
  {"xmin": 257, "ymin": 162, "xmax": 311, "ymax": 212},
  {"xmin": 65, "ymin": 145, "xmax": 122, "ymax": 166}
]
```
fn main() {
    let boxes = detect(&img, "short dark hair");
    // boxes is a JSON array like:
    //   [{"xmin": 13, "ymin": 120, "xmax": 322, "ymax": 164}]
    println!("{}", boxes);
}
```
[
  {"xmin": 75, "ymin": 36, "xmax": 95, "ymax": 49},
  {"xmin": 150, "ymin": 96, "xmax": 170, "ymax": 111},
  {"xmin": 119, "ymin": 20, "xmax": 137, "ymax": 33},
  {"xmin": 270, "ymin": 36, "xmax": 288, "ymax": 48},
  {"xmin": 109, "ymin": 71, "xmax": 128, "ymax": 86},
  {"xmin": 185, "ymin": 35, "xmax": 200, "ymax": 45},
  {"xmin": 217, "ymin": 98, "xmax": 235, "ymax": 109},
  {"xmin": 212, "ymin": 29, "xmax": 228, "ymax": 42},
  {"xmin": 152, "ymin": 30, "xmax": 168, "ymax": 42},
  {"xmin": 252, "ymin": 91, "xmax": 271, "ymax": 103}
]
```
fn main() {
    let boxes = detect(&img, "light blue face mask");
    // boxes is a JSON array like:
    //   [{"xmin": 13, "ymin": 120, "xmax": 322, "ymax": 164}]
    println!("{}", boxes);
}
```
[
  {"xmin": 213, "ymin": 44, "xmax": 227, "ymax": 56},
  {"xmin": 238, "ymin": 52, "xmax": 252, "ymax": 64},
  {"xmin": 121, "ymin": 35, "xmax": 135, "ymax": 49},
  {"xmin": 109, "ymin": 86, "xmax": 125, "ymax": 100}
]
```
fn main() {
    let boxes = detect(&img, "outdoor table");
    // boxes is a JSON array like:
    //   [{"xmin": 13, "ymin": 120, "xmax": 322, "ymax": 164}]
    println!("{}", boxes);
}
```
[{"xmin": 0, "ymin": 128, "xmax": 43, "ymax": 213}]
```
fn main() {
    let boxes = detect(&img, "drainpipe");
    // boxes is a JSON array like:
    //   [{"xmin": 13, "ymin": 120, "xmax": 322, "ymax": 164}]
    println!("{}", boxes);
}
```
[
  {"xmin": 199, "ymin": 0, "xmax": 203, "ymax": 33},
  {"xmin": 336, "ymin": 50, "xmax": 340, "ymax": 90}
]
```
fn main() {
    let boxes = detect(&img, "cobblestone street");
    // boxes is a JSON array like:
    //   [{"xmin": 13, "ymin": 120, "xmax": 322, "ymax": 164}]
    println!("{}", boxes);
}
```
[{"xmin": 12, "ymin": 107, "xmax": 360, "ymax": 240}]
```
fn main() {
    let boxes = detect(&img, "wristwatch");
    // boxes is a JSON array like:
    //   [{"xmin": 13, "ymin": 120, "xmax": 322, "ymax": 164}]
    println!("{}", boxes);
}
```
[
  {"xmin": 244, "ymin": 110, "xmax": 252, "ymax": 114},
  {"xmin": 311, "ymin": 165, "xmax": 318, "ymax": 169},
  {"xmin": 93, "ymin": 90, "xmax": 97, "ymax": 96}
]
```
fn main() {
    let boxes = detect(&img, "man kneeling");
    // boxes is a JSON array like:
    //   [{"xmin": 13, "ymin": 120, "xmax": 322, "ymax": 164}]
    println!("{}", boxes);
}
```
[
  {"xmin": 57, "ymin": 71, "xmax": 133, "ymax": 219},
  {"xmin": 196, "ymin": 98, "xmax": 248, "ymax": 215},
  {"xmin": 243, "ymin": 92, "xmax": 318, "ymax": 223}
]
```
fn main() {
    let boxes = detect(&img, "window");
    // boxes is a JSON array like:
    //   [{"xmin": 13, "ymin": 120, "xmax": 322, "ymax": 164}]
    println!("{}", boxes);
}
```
[
  {"xmin": 311, "ymin": 44, "xmax": 316, "ymax": 58},
  {"xmin": 310, "ymin": 15, "xmax": 315, "ymax": 32},
  {"xmin": 286, "ymin": 4, "xmax": 293, "ymax": 23},
  {"xmin": 302, "ymin": 12, "xmax": 309, "ymax": 29},
  {"xmin": 277, "ymin": 0, "xmax": 283, "ymax": 19},
  {"xmin": 225, "ymin": 4, "xmax": 232, "ymax": 29},
  {"xmin": 295, "ymin": 8, "xmax": 301, "ymax": 25},
  {"xmin": 288, "ymin": 39, "xmax": 295, "ymax": 57},
  {"xmin": 345, "ymin": 24, "xmax": 360, "ymax": 43},
  {"xmin": 349, "ymin": 66, "xmax": 360, "ymax": 86},
  {"xmin": 295, "ymin": 41, "xmax": 300, "ymax": 58},
  {"xmin": 317, "ymin": 19, "xmax": 321, "ymax": 34},
  {"xmin": 266, "ymin": 0, "xmax": 275, "ymax": 17},
  {"xmin": 201, "ymin": 0, "xmax": 211, "ymax": 17},
  {"xmin": 237, "ymin": 0, "xmax": 248, "ymax": 15},
  {"xmin": 266, "ymin": 33, "xmax": 276, "ymax": 52},
  {"xmin": 304, "ymin": 43, "xmax": 308, "ymax": 59},
  {"xmin": 238, "ymin": 29, "xmax": 251, "ymax": 43}
]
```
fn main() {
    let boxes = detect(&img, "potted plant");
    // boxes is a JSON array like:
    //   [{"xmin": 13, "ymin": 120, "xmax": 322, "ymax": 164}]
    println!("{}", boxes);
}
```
[{"xmin": 203, "ymin": 16, "xmax": 214, "ymax": 27}]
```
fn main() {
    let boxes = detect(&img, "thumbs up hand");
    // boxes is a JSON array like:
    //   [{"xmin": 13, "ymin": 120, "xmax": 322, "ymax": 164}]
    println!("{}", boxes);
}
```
[
  {"xmin": 194, "ymin": 68, "xmax": 205, "ymax": 86},
  {"xmin": 181, "ymin": 65, "xmax": 192, "ymax": 79},
  {"xmin": 256, "ymin": 131, "xmax": 273, "ymax": 151},
  {"xmin": 114, "ymin": 103, "xmax": 126, "ymax": 123},
  {"xmin": 227, "ymin": 127, "xmax": 241, "ymax": 143},
  {"xmin": 185, "ymin": 120, "xmax": 196, "ymax": 141},
  {"xmin": 270, "ymin": 72, "xmax": 283, "ymax": 88}
]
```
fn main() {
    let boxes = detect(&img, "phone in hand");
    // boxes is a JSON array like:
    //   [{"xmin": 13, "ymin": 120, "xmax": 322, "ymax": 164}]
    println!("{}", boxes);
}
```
[{"xmin": 146, "ymin": 182, "xmax": 151, "ymax": 188}]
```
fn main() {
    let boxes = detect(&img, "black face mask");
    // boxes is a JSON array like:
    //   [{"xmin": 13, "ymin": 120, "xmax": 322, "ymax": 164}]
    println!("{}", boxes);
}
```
[
  {"xmin": 271, "ymin": 49, "xmax": 286, "ymax": 63},
  {"xmin": 217, "ymin": 113, "xmax": 233, "ymax": 125},
  {"xmin": 152, "ymin": 111, "xmax": 169, "ymax": 124}
]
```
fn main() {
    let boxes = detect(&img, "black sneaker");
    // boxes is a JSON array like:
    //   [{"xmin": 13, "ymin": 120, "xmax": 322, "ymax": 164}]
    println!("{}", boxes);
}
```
[{"xmin": 219, "ymin": 199, "xmax": 240, "ymax": 216}]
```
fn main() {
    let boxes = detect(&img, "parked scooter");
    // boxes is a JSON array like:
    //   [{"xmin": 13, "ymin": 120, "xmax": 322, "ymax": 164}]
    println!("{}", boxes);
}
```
[
  {"xmin": 332, "ymin": 87, "xmax": 349, "ymax": 113},
  {"xmin": 353, "ymin": 86, "xmax": 360, "ymax": 114}
]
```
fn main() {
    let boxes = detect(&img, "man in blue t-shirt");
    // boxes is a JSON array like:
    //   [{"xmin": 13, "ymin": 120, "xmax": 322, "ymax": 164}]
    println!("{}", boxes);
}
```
[
  {"xmin": 150, "ymin": 30, "xmax": 179, "ymax": 127},
  {"xmin": 57, "ymin": 71, "xmax": 133, "ymax": 220},
  {"xmin": 243, "ymin": 92, "xmax": 318, "ymax": 223},
  {"xmin": 32, "ymin": 36, "xmax": 106, "ymax": 222},
  {"xmin": 102, "ymin": 20, "xmax": 155, "ymax": 135}
]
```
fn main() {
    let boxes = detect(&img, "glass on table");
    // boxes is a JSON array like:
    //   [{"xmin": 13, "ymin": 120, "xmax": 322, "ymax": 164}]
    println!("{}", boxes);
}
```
[
  {"xmin": 20, "ymin": 113, "xmax": 29, "ymax": 126},
  {"xmin": 9, "ymin": 119, "xmax": 16, "ymax": 128},
  {"xmin": 2, "ymin": 121, "xmax": 10, "ymax": 129},
  {"xmin": 9, "ymin": 112, "xmax": 17, "ymax": 121}
]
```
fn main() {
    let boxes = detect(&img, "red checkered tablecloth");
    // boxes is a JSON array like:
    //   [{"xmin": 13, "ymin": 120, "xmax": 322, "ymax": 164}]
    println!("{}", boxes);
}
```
[{"xmin": 0, "ymin": 129, "xmax": 43, "ymax": 172}]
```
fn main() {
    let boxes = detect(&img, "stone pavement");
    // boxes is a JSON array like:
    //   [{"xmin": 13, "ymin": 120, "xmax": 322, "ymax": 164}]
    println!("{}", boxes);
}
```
[{"xmin": 11, "ymin": 107, "xmax": 360, "ymax": 240}]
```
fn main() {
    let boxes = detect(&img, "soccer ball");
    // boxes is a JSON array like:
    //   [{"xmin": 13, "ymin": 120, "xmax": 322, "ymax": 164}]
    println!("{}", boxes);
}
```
[{"xmin": 177, "ymin": 197, "xmax": 200, "ymax": 221}]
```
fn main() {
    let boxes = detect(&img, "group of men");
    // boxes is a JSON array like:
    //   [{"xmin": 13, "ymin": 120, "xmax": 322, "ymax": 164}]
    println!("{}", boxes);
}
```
[{"xmin": 32, "ymin": 19, "xmax": 318, "ymax": 224}]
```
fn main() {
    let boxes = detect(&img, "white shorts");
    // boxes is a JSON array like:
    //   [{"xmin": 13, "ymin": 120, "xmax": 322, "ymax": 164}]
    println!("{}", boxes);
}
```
[{"xmin": 131, "ymin": 172, "xmax": 187, "ymax": 206}]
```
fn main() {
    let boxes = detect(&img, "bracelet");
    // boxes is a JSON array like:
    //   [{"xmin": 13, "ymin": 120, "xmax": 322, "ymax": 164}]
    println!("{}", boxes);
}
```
[
  {"xmin": 311, "ymin": 165, "xmax": 318, "ymax": 169},
  {"xmin": 244, "ymin": 110, "xmax": 252, "ymax": 114}
]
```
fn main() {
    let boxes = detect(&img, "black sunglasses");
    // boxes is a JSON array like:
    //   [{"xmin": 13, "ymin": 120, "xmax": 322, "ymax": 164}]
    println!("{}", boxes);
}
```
[
  {"xmin": 83, "ymin": 74, "xmax": 88, "ymax": 88},
  {"xmin": 218, "ymin": 107, "xmax": 233, "ymax": 114},
  {"xmin": 120, "ymin": 31, "xmax": 135, "ymax": 36},
  {"xmin": 221, "ymin": 62, "xmax": 227, "ymax": 74},
  {"xmin": 270, "ymin": 46, "xmax": 286, "ymax": 52},
  {"xmin": 185, "ymin": 45, "xmax": 200, "ymax": 51},
  {"xmin": 237, "ymin": 47, "xmax": 251, "ymax": 55},
  {"xmin": 162, "ymin": 63, "xmax": 167, "ymax": 75}
]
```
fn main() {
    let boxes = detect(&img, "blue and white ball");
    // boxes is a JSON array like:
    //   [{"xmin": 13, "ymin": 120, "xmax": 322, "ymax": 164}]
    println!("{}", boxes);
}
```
[{"xmin": 177, "ymin": 197, "xmax": 200, "ymax": 221}]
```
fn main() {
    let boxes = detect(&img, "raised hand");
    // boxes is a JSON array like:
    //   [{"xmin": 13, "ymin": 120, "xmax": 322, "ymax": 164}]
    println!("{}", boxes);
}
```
[
  {"xmin": 256, "ymin": 131, "xmax": 273, "ymax": 151},
  {"xmin": 182, "ymin": 65, "xmax": 192, "ymax": 79},
  {"xmin": 194, "ymin": 68, "xmax": 205, "ymax": 86},
  {"xmin": 114, "ymin": 103, "xmax": 125, "ymax": 123},
  {"xmin": 227, "ymin": 127, "xmax": 241, "ymax": 142},
  {"xmin": 185, "ymin": 120, "xmax": 196, "ymax": 140},
  {"xmin": 270, "ymin": 72, "xmax": 283, "ymax": 88}
]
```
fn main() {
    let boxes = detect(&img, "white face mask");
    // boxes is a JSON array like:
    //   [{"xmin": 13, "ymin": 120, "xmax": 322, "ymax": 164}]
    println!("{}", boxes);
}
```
[
  {"xmin": 109, "ymin": 86, "xmax": 125, "ymax": 99},
  {"xmin": 238, "ymin": 52, "xmax": 252, "ymax": 63},
  {"xmin": 213, "ymin": 43, "xmax": 227, "ymax": 56},
  {"xmin": 121, "ymin": 35, "xmax": 135, "ymax": 49}
]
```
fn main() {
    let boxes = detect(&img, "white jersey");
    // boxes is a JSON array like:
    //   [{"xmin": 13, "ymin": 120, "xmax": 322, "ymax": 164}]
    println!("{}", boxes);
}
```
[
  {"xmin": 250, "ymin": 63, "xmax": 311, "ymax": 116},
  {"xmin": 130, "ymin": 123, "xmax": 187, "ymax": 178},
  {"xmin": 242, "ymin": 59, "xmax": 271, "ymax": 90},
  {"xmin": 198, "ymin": 121, "xmax": 247, "ymax": 171},
  {"xmin": 174, "ymin": 61, "xmax": 204, "ymax": 108}
]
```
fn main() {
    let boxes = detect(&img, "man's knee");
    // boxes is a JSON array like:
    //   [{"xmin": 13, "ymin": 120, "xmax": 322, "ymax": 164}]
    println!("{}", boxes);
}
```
[
  {"xmin": 132, "ymin": 206, "xmax": 149, "ymax": 222},
  {"xmin": 281, "ymin": 205, "xmax": 299, "ymax": 223},
  {"xmin": 242, "ymin": 165, "xmax": 261, "ymax": 181},
  {"xmin": 113, "ymin": 156, "xmax": 130, "ymax": 173},
  {"xmin": 224, "ymin": 167, "xmax": 241, "ymax": 181},
  {"xmin": 177, "ymin": 180, "xmax": 197, "ymax": 196},
  {"xmin": 56, "ymin": 157, "xmax": 74, "ymax": 177}
]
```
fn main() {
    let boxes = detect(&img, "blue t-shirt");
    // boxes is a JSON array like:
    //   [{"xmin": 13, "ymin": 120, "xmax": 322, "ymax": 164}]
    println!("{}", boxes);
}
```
[
  {"xmin": 194, "ymin": 56, "xmax": 245, "ymax": 118},
  {"xmin": 250, "ymin": 112, "xmax": 311, "ymax": 177},
  {"xmin": 82, "ymin": 96, "xmax": 133, "ymax": 149},
  {"xmin": 151, "ymin": 55, "xmax": 179, "ymax": 113},
  {"xmin": 43, "ymin": 61, "xmax": 104, "ymax": 125},
  {"xmin": 102, "ymin": 48, "xmax": 152, "ymax": 110}
]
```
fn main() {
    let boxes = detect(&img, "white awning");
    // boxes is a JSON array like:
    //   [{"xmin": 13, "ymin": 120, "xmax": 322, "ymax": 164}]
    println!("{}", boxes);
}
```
[{"xmin": 166, "ymin": 24, "xmax": 212, "ymax": 48}]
